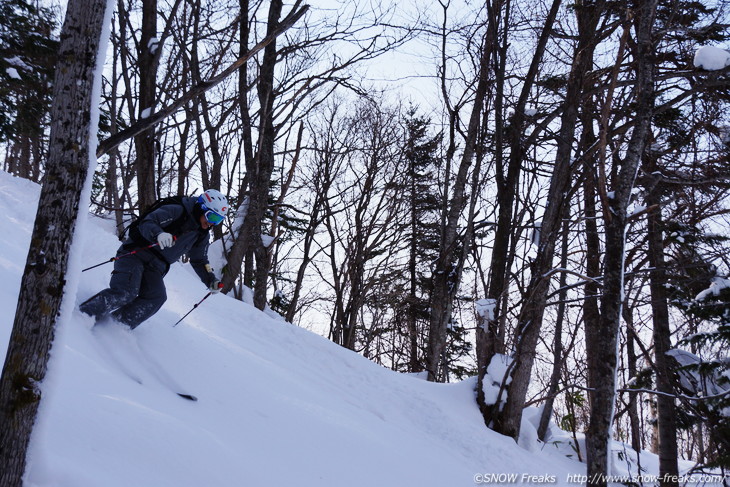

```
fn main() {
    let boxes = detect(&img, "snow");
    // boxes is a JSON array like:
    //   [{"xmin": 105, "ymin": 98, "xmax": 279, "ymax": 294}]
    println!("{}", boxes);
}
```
[
  {"xmin": 5, "ymin": 56, "xmax": 32, "ymax": 70},
  {"xmin": 261, "ymin": 233, "xmax": 275, "ymax": 247},
  {"xmin": 5, "ymin": 55, "xmax": 32, "ymax": 79},
  {"xmin": 694, "ymin": 45, "xmax": 730, "ymax": 70},
  {"xmin": 628, "ymin": 204, "xmax": 646, "ymax": 217},
  {"xmin": 0, "ymin": 170, "xmax": 725, "ymax": 486},
  {"xmin": 0, "ymin": 170, "xmax": 583, "ymax": 486},
  {"xmin": 209, "ymin": 195, "xmax": 248, "ymax": 276},
  {"xmin": 667, "ymin": 348, "xmax": 730, "ymax": 399},
  {"xmin": 481, "ymin": 354, "xmax": 513, "ymax": 407},
  {"xmin": 147, "ymin": 37, "xmax": 160, "ymax": 54},
  {"xmin": 720, "ymin": 126, "xmax": 730, "ymax": 145},
  {"xmin": 476, "ymin": 298, "xmax": 497, "ymax": 323},
  {"xmin": 695, "ymin": 275, "xmax": 730, "ymax": 301},
  {"xmin": 6, "ymin": 67, "xmax": 21, "ymax": 79}
]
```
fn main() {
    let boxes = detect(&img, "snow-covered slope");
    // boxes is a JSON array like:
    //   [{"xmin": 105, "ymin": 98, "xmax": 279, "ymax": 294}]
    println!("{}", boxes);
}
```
[
  {"xmin": 0, "ymin": 170, "xmax": 585, "ymax": 486},
  {"xmin": 15, "ymin": 169, "xmax": 706, "ymax": 486}
]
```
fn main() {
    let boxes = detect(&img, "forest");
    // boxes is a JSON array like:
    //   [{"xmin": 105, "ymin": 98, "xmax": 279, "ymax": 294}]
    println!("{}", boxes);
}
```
[{"xmin": 1, "ymin": 0, "xmax": 730, "ymax": 486}]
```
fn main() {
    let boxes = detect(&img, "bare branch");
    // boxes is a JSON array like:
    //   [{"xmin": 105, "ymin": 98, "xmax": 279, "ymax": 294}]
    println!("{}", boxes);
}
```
[{"xmin": 96, "ymin": 1, "xmax": 309, "ymax": 158}]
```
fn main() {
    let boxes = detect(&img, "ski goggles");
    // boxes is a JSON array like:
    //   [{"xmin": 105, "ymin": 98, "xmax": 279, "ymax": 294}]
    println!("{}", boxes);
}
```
[{"xmin": 201, "ymin": 205, "xmax": 225, "ymax": 225}]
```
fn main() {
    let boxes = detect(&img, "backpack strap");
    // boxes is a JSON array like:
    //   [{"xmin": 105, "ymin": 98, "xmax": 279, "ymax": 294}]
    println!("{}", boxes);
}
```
[{"xmin": 126, "ymin": 196, "xmax": 189, "ymax": 245}]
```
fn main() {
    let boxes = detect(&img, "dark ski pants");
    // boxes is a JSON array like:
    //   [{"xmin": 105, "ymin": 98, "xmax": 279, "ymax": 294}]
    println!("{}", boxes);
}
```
[{"xmin": 80, "ymin": 250, "xmax": 167, "ymax": 329}]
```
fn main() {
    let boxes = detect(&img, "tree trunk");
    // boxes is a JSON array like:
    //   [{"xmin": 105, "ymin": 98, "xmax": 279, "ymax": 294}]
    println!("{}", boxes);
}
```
[
  {"xmin": 490, "ymin": 0, "xmax": 602, "ymax": 439},
  {"xmin": 646, "ymin": 165, "xmax": 679, "ymax": 487},
  {"xmin": 477, "ymin": 0, "xmax": 562, "ymax": 420},
  {"xmin": 426, "ymin": 13, "xmax": 493, "ymax": 382},
  {"xmin": 407, "ymin": 153, "xmax": 421, "ymax": 372},
  {"xmin": 222, "ymin": 0, "xmax": 283, "ymax": 310},
  {"xmin": 623, "ymin": 307, "xmax": 644, "ymax": 465},
  {"xmin": 476, "ymin": 0, "xmax": 509, "ymax": 377},
  {"xmin": 135, "ymin": 0, "xmax": 158, "ymax": 210},
  {"xmin": 585, "ymin": 2, "xmax": 657, "ymax": 485},
  {"xmin": 284, "ymin": 205, "xmax": 320, "ymax": 323},
  {"xmin": 0, "ymin": 0, "xmax": 112, "ymax": 484},
  {"xmin": 285, "ymin": 135, "xmax": 334, "ymax": 324},
  {"xmin": 537, "ymin": 213, "xmax": 569, "ymax": 441},
  {"xmin": 106, "ymin": 50, "xmax": 124, "ymax": 235}
]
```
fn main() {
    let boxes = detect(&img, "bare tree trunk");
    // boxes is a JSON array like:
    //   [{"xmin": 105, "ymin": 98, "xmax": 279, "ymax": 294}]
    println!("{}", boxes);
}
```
[
  {"xmin": 585, "ymin": 3, "xmax": 657, "ymax": 485},
  {"xmin": 477, "ymin": 0, "xmax": 561, "ymax": 418},
  {"xmin": 95, "ymin": 3, "xmax": 307, "ymax": 160},
  {"xmin": 222, "ymin": 0, "xmax": 284, "ymax": 309},
  {"xmin": 250, "ymin": 0, "xmax": 282, "ymax": 309},
  {"xmin": 476, "ymin": 0, "xmax": 509, "ymax": 373},
  {"xmin": 537, "ymin": 213, "xmax": 569, "ymax": 441},
  {"xmin": 649, "ymin": 398, "xmax": 659, "ymax": 454},
  {"xmin": 0, "ymin": 0, "xmax": 112, "ymax": 484},
  {"xmin": 106, "ymin": 48, "xmax": 124, "ymax": 234},
  {"xmin": 646, "ymin": 163, "xmax": 679, "ymax": 487},
  {"xmin": 426, "ymin": 11, "xmax": 493, "ymax": 382},
  {"xmin": 8, "ymin": 133, "xmax": 32, "ymax": 180},
  {"xmin": 285, "ymin": 200, "xmax": 321, "ymax": 323},
  {"xmin": 135, "ymin": 0, "xmax": 158, "ymax": 210},
  {"xmin": 237, "ymin": 0, "xmax": 254, "ymax": 168},
  {"xmin": 285, "ymin": 138, "xmax": 334, "ymax": 323},
  {"xmin": 490, "ymin": 0, "xmax": 603, "ymax": 439},
  {"xmin": 624, "ymin": 306, "xmax": 644, "ymax": 470}
]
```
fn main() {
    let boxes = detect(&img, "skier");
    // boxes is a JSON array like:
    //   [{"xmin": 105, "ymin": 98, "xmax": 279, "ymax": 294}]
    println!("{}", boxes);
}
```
[{"xmin": 80, "ymin": 189, "xmax": 229, "ymax": 329}]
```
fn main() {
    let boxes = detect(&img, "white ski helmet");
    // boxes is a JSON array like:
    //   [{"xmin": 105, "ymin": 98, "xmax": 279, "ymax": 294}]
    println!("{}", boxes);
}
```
[{"xmin": 198, "ymin": 189, "xmax": 229, "ymax": 221}]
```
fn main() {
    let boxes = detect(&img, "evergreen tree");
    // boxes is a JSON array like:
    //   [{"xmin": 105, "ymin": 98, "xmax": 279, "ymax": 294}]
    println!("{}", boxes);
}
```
[
  {"xmin": 397, "ymin": 109, "xmax": 442, "ymax": 373},
  {"xmin": 665, "ymin": 225, "xmax": 730, "ymax": 469},
  {"xmin": 363, "ymin": 107, "xmax": 444, "ymax": 372},
  {"xmin": 0, "ymin": 0, "xmax": 58, "ymax": 180}
]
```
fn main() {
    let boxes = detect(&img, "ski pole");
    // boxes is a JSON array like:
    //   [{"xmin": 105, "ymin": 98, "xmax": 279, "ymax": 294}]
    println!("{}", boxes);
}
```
[
  {"xmin": 81, "ymin": 242, "xmax": 161, "ymax": 272},
  {"xmin": 172, "ymin": 283, "xmax": 224, "ymax": 328}
]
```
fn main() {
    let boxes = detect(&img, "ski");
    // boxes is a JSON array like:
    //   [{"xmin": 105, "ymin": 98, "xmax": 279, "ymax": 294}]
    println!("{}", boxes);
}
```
[{"xmin": 91, "ymin": 321, "xmax": 198, "ymax": 402}]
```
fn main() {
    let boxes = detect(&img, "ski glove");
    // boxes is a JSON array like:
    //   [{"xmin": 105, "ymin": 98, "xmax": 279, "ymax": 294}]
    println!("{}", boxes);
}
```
[
  {"xmin": 157, "ymin": 232, "xmax": 175, "ymax": 249},
  {"xmin": 208, "ymin": 280, "xmax": 223, "ymax": 293}
]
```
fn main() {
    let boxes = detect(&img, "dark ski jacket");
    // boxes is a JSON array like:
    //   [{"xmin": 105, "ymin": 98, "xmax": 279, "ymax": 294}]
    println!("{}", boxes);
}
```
[{"xmin": 121, "ymin": 196, "xmax": 215, "ymax": 286}]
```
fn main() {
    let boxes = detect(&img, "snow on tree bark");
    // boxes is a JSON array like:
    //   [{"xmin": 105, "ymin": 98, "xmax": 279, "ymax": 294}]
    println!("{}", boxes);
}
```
[{"xmin": 476, "ymin": 0, "xmax": 564, "ymax": 426}]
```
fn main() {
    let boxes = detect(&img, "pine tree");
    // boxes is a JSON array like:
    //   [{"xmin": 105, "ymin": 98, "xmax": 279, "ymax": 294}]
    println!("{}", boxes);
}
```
[
  {"xmin": 364, "ymin": 108, "xmax": 444, "ymax": 373},
  {"xmin": 665, "ymin": 225, "xmax": 730, "ymax": 469},
  {"xmin": 634, "ymin": 1, "xmax": 730, "ymax": 475},
  {"xmin": 400, "ymin": 109, "xmax": 442, "ymax": 373},
  {"xmin": 0, "ymin": 0, "xmax": 58, "ymax": 180}
]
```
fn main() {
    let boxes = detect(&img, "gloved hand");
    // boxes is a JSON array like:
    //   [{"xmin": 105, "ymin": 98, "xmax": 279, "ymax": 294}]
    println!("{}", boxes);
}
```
[
  {"xmin": 157, "ymin": 232, "xmax": 175, "ymax": 249},
  {"xmin": 209, "ymin": 280, "xmax": 223, "ymax": 293}
]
